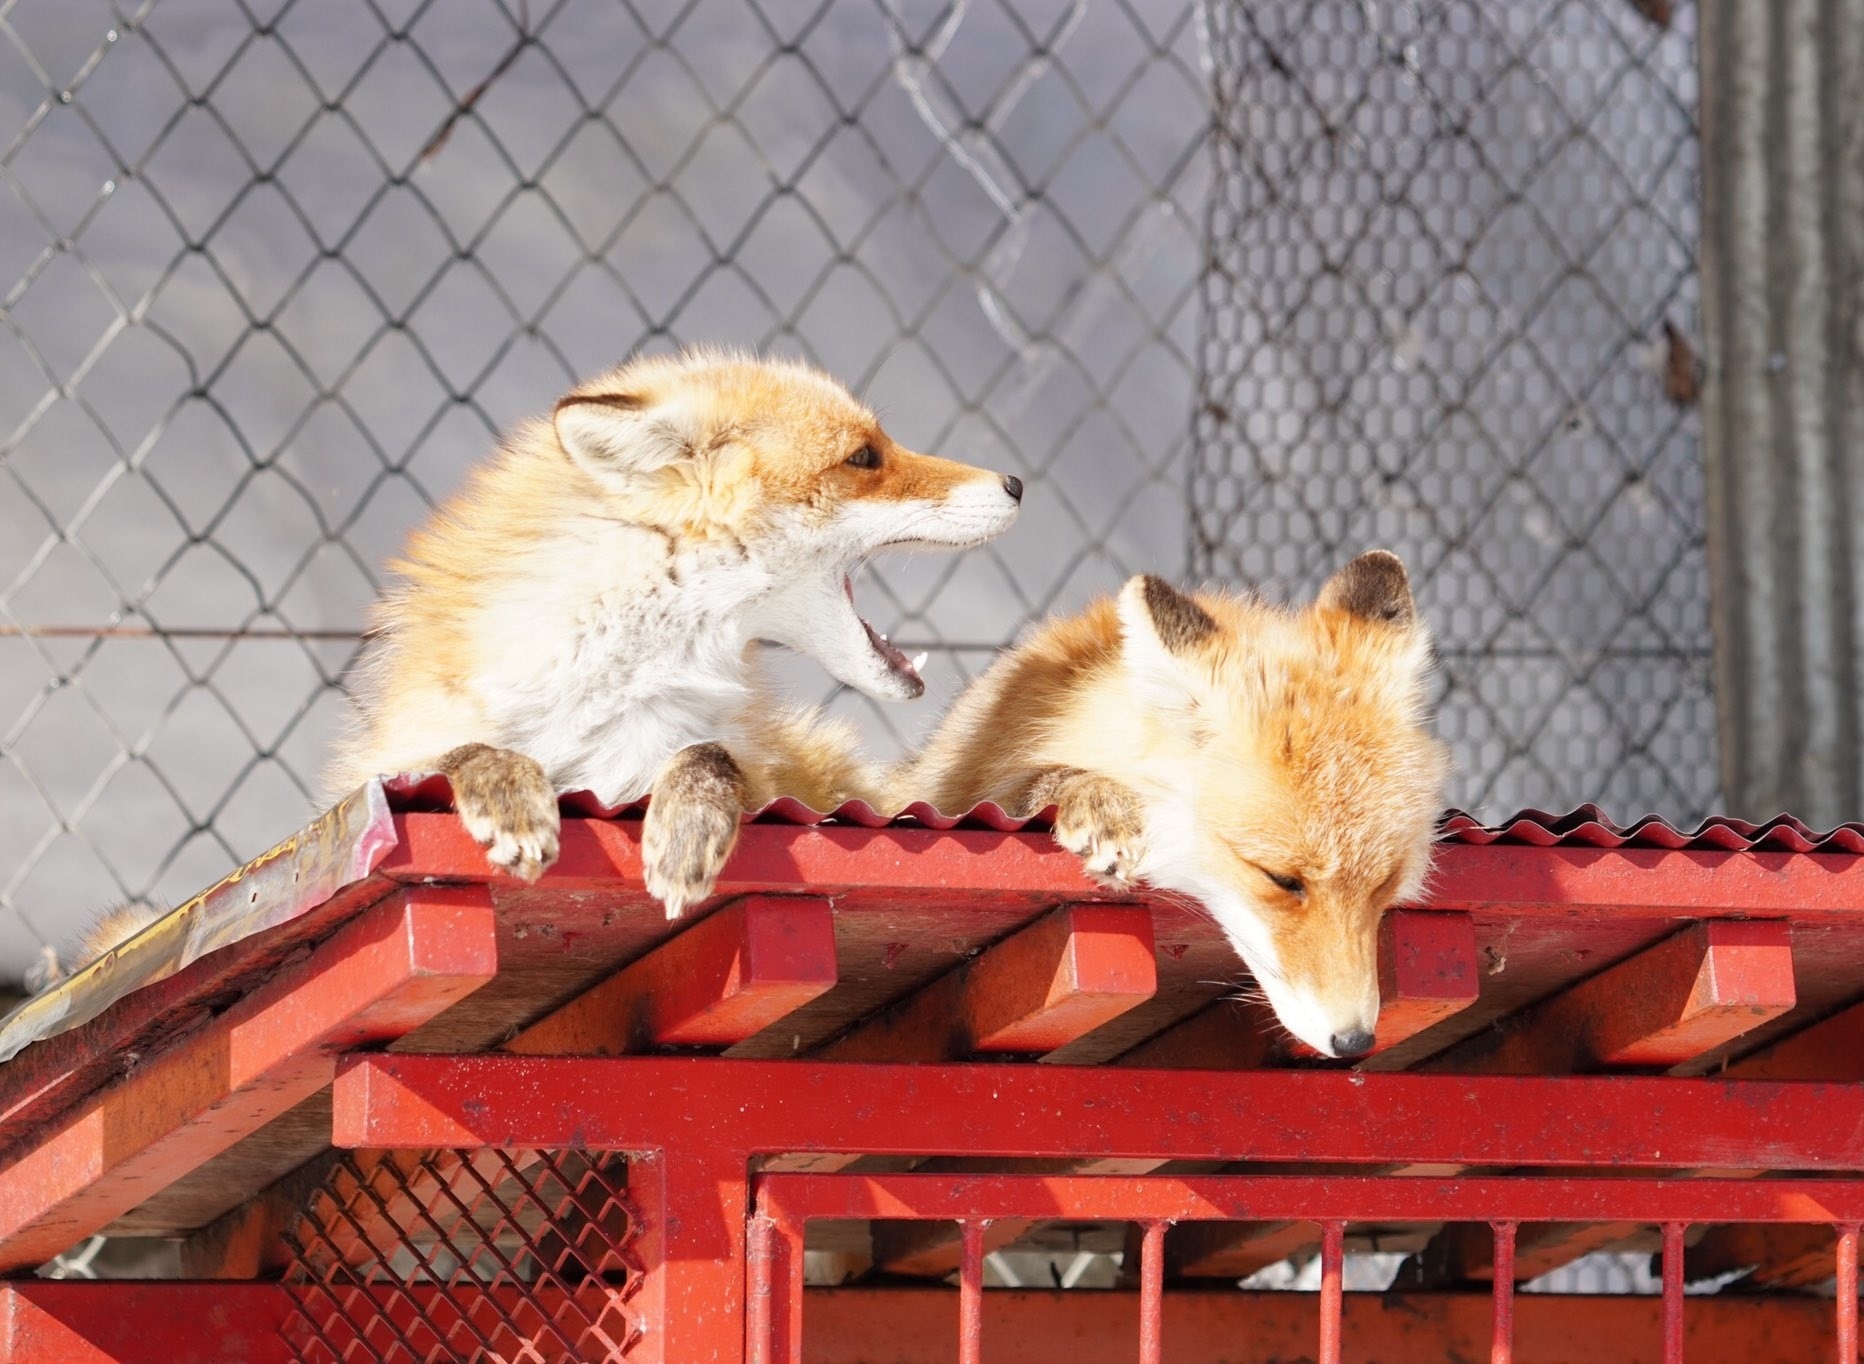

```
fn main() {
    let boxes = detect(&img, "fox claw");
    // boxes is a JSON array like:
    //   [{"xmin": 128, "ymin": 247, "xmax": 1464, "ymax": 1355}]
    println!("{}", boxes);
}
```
[
  {"xmin": 1034, "ymin": 769, "xmax": 1147, "ymax": 893},
  {"xmin": 442, "ymin": 744, "xmax": 561, "ymax": 883},
  {"xmin": 642, "ymin": 742, "xmax": 747, "ymax": 919}
]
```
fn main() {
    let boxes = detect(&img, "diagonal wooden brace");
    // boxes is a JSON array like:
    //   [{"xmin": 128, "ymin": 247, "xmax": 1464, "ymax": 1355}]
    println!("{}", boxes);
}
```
[{"xmin": 0, "ymin": 887, "xmax": 498, "ymax": 1273}]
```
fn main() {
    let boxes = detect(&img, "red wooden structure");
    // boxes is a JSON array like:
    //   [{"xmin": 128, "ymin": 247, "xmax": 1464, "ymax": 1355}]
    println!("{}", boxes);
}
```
[{"xmin": 0, "ymin": 779, "xmax": 1862, "ymax": 1361}]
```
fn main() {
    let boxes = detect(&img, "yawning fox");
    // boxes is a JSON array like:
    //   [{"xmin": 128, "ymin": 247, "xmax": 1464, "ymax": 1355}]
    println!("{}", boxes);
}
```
[
  {"xmin": 326, "ymin": 348, "xmax": 1023, "ymax": 916},
  {"xmin": 890, "ymin": 552, "xmax": 1448, "ymax": 1058}
]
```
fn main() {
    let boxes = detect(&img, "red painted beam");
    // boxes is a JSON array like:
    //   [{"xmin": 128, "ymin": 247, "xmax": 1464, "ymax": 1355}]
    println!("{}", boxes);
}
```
[
  {"xmin": 0, "ymin": 1281, "xmax": 1844, "ymax": 1364},
  {"xmin": 1421, "ymin": 920, "xmax": 1796, "ymax": 1075},
  {"xmin": 966, "ymin": 905, "xmax": 1156, "ymax": 1052},
  {"xmin": 757, "ymin": 1172, "xmax": 1864, "ymax": 1226},
  {"xmin": 333, "ymin": 1054, "xmax": 1864, "ymax": 1171},
  {"xmin": 0, "ymin": 889, "xmax": 497, "ymax": 1273},
  {"xmin": 1375, "ymin": 909, "xmax": 1483, "ymax": 1048},
  {"xmin": 817, "ymin": 904, "xmax": 1155, "ymax": 1063},
  {"xmin": 381, "ymin": 812, "xmax": 1864, "ymax": 919},
  {"xmin": 513, "ymin": 895, "xmax": 838, "ymax": 1053}
]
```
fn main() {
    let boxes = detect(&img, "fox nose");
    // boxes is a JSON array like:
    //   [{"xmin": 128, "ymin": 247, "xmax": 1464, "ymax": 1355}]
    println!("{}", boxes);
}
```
[
  {"xmin": 1330, "ymin": 1028, "xmax": 1376, "ymax": 1059},
  {"xmin": 1001, "ymin": 474, "xmax": 1023, "ymax": 502}
]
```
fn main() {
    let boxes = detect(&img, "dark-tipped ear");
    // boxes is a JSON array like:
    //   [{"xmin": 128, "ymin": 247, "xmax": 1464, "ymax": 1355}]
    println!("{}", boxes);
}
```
[
  {"xmin": 553, "ymin": 390, "xmax": 695, "ymax": 484},
  {"xmin": 1124, "ymin": 575, "xmax": 1217, "ymax": 655},
  {"xmin": 1317, "ymin": 550, "xmax": 1416, "ymax": 627},
  {"xmin": 1117, "ymin": 575, "xmax": 1218, "ymax": 717}
]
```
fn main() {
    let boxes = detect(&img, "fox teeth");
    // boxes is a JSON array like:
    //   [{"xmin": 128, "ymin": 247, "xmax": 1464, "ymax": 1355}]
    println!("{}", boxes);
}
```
[{"xmin": 909, "ymin": 651, "xmax": 928, "ymax": 673}]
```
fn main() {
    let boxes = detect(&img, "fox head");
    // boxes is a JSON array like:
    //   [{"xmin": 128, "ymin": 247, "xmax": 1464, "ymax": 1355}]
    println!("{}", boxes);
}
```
[
  {"xmin": 551, "ymin": 350, "xmax": 1022, "ymax": 700},
  {"xmin": 1116, "ymin": 553, "xmax": 1450, "ymax": 1059}
]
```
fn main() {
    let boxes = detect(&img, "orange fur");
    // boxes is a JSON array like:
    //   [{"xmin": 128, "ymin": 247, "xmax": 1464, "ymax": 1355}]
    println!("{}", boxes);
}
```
[{"xmin": 893, "ymin": 552, "xmax": 1449, "ymax": 1057}]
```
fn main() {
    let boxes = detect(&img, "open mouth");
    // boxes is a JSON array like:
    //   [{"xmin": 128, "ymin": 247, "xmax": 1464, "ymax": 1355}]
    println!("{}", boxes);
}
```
[{"xmin": 845, "ymin": 571, "xmax": 926, "ymax": 691}]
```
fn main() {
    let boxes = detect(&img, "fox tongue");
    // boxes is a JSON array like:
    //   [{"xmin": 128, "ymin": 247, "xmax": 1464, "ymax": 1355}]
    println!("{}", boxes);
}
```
[{"xmin": 845, "ymin": 573, "xmax": 923, "ymax": 688}]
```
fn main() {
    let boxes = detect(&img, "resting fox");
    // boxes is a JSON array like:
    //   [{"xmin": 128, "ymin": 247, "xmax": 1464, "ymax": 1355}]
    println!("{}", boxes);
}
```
[
  {"xmin": 325, "ymin": 348, "xmax": 1023, "ymax": 916},
  {"xmin": 890, "ymin": 551, "xmax": 1449, "ymax": 1058}
]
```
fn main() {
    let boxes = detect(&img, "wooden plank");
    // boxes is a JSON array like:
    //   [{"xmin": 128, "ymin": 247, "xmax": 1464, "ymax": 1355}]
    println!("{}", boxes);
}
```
[
  {"xmin": 4, "ymin": 1282, "xmax": 1843, "ymax": 1364},
  {"xmin": 0, "ymin": 888, "xmax": 497, "ymax": 1272}
]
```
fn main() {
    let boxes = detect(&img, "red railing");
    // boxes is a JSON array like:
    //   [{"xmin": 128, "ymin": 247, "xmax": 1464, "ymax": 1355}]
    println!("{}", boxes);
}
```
[{"xmin": 752, "ymin": 1173, "xmax": 1864, "ymax": 1363}]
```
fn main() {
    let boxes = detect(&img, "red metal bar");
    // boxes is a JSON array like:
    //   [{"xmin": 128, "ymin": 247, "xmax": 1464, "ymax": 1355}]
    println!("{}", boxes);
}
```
[
  {"xmin": 747, "ymin": 1215, "xmax": 776, "ymax": 1364},
  {"xmin": 3, "ymin": 1281, "xmax": 1849, "ymax": 1364},
  {"xmin": 751, "ymin": 1173, "xmax": 1864, "ymax": 1227},
  {"xmin": 1491, "ymin": 1221, "xmax": 1516, "ymax": 1364},
  {"xmin": 0, "ymin": 890, "xmax": 497, "ymax": 1273},
  {"xmin": 959, "ymin": 1221, "xmax": 984, "ymax": 1364},
  {"xmin": 1138, "ymin": 1220, "xmax": 1165, "ymax": 1364},
  {"xmin": 1662, "ymin": 1221, "xmax": 1685, "ymax": 1364},
  {"xmin": 1837, "ymin": 1223, "xmax": 1858, "ymax": 1364},
  {"xmin": 382, "ymin": 811, "xmax": 1864, "ymax": 919},
  {"xmin": 624, "ymin": 1148, "xmax": 751, "ymax": 1364},
  {"xmin": 1319, "ymin": 1220, "xmax": 1345, "ymax": 1364},
  {"xmin": 334, "ymin": 1054, "xmax": 1864, "ymax": 1173}
]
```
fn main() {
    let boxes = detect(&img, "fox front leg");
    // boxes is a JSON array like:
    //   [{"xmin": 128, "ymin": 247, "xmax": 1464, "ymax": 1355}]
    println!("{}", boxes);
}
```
[
  {"xmin": 642, "ymin": 741, "xmax": 748, "ymax": 919},
  {"xmin": 439, "ymin": 742, "xmax": 561, "ymax": 882},
  {"xmin": 1021, "ymin": 767, "xmax": 1147, "ymax": 891}
]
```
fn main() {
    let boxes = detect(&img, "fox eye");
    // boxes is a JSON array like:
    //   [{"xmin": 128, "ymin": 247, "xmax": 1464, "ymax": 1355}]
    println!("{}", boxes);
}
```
[
  {"xmin": 1264, "ymin": 869, "xmax": 1304, "ymax": 896},
  {"xmin": 845, "ymin": 445, "xmax": 881, "ymax": 469}
]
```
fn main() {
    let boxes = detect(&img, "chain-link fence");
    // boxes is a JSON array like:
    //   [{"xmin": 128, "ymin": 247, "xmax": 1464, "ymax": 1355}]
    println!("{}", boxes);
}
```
[
  {"xmin": 0, "ymin": 0, "xmax": 1710, "ymax": 990},
  {"xmin": 1195, "ymin": 0, "xmax": 1713, "ymax": 820}
]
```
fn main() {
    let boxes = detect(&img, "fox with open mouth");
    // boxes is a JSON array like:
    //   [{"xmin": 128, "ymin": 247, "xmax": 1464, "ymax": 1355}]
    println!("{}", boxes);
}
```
[{"xmin": 326, "ymin": 348, "xmax": 1023, "ymax": 917}]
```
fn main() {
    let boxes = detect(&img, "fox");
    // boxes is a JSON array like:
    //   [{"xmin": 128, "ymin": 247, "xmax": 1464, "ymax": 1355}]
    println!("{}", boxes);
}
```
[
  {"xmin": 319, "ymin": 348, "xmax": 1023, "ymax": 916},
  {"xmin": 889, "ymin": 551, "xmax": 1449, "ymax": 1059},
  {"xmin": 41, "ymin": 351, "xmax": 1023, "ymax": 987}
]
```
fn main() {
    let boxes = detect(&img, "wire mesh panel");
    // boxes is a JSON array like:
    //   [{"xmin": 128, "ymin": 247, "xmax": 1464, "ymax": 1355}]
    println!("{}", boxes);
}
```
[
  {"xmin": 1193, "ymin": 0, "xmax": 1714, "ymax": 820},
  {"xmin": 282, "ymin": 1149, "xmax": 644, "ymax": 1363},
  {"xmin": 0, "ymin": 1, "xmax": 1209, "ymax": 985}
]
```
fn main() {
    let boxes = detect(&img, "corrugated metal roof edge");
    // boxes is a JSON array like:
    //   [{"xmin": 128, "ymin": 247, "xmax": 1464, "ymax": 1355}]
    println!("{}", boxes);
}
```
[{"xmin": 382, "ymin": 776, "xmax": 1864, "ymax": 855}]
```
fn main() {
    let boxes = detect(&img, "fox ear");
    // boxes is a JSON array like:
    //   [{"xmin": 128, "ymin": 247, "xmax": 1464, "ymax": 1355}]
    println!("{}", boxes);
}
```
[
  {"xmin": 1317, "ymin": 550, "xmax": 1416, "ymax": 627},
  {"xmin": 553, "ymin": 391, "xmax": 695, "ymax": 485},
  {"xmin": 1117, "ymin": 575, "xmax": 1218, "ymax": 718}
]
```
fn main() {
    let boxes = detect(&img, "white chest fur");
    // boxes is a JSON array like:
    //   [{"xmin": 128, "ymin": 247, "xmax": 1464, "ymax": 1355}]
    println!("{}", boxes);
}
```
[{"xmin": 471, "ymin": 529, "xmax": 772, "ymax": 803}]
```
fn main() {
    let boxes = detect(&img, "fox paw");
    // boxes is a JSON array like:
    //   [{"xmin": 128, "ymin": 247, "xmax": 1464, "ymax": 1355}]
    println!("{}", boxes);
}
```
[
  {"xmin": 642, "ymin": 743, "xmax": 747, "ymax": 919},
  {"xmin": 1036, "ymin": 770, "xmax": 1147, "ymax": 891},
  {"xmin": 440, "ymin": 743, "xmax": 560, "ymax": 882}
]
